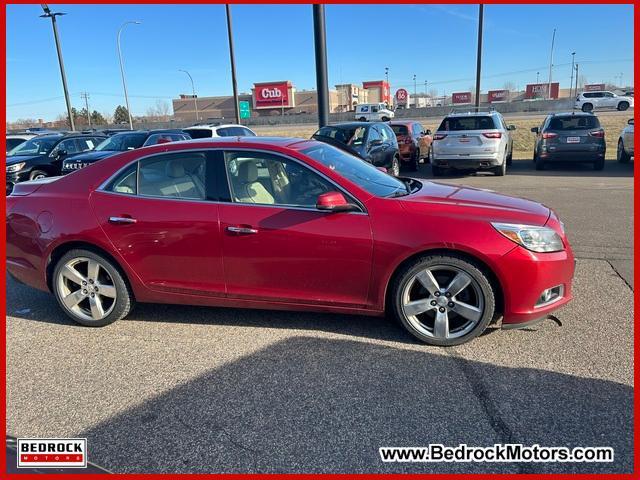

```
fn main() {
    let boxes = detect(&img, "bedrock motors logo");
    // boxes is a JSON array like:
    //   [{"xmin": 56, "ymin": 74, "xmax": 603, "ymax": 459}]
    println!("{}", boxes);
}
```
[{"xmin": 18, "ymin": 438, "xmax": 87, "ymax": 468}]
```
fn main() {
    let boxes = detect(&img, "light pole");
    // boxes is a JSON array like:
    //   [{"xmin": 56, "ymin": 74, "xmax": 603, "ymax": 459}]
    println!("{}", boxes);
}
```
[
  {"xmin": 225, "ymin": 5, "xmax": 240, "ymax": 125},
  {"xmin": 179, "ymin": 69, "xmax": 199, "ymax": 122},
  {"xmin": 474, "ymin": 4, "xmax": 484, "ymax": 111},
  {"xmin": 40, "ymin": 4, "xmax": 74, "ymax": 131},
  {"xmin": 536, "ymin": 71, "xmax": 540, "ymax": 83},
  {"xmin": 413, "ymin": 74, "xmax": 417, "ymax": 106},
  {"xmin": 569, "ymin": 52, "xmax": 576, "ymax": 100},
  {"xmin": 547, "ymin": 28, "xmax": 556, "ymax": 100},
  {"xmin": 117, "ymin": 20, "xmax": 140, "ymax": 130},
  {"xmin": 313, "ymin": 4, "xmax": 329, "ymax": 128}
]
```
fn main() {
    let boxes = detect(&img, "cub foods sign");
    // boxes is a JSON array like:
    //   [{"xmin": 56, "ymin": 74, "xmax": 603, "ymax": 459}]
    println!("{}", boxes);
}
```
[
  {"xmin": 452, "ymin": 92, "xmax": 472, "ymax": 104},
  {"xmin": 253, "ymin": 81, "xmax": 293, "ymax": 109}
]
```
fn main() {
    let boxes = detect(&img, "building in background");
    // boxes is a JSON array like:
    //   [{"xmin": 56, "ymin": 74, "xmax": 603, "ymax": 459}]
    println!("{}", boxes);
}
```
[
  {"xmin": 362, "ymin": 80, "xmax": 391, "ymax": 106},
  {"xmin": 335, "ymin": 84, "xmax": 368, "ymax": 112}
]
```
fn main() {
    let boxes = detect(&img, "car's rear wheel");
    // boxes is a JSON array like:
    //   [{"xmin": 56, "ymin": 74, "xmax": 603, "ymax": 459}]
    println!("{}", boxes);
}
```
[
  {"xmin": 381, "ymin": 116, "xmax": 390, "ymax": 122},
  {"xmin": 617, "ymin": 139, "xmax": 631, "ymax": 163},
  {"xmin": 390, "ymin": 156, "xmax": 400, "ymax": 176},
  {"xmin": 390, "ymin": 254, "xmax": 495, "ymax": 346},
  {"xmin": 581, "ymin": 103, "xmax": 593, "ymax": 113},
  {"xmin": 53, "ymin": 249, "xmax": 133, "ymax": 327},
  {"xmin": 617, "ymin": 101, "xmax": 629, "ymax": 111},
  {"xmin": 359, "ymin": 117, "xmax": 367, "ymax": 122},
  {"xmin": 594, "ymin": 157, "xmax": 605, "ymax": 171},
  {"xmin": 493, "ymin": 159, "xmax": 506, "ymax": 176},
  {"xmin": 29, "ymin": 170, "xmax": 48, "ymax": 180},
  {"xmin": 506, "ymin": 151, "xmax": 513, "ymax": 166},
  {"xmin": 409, "ymin": 148, "xmax": 420, "ymax": 171}
]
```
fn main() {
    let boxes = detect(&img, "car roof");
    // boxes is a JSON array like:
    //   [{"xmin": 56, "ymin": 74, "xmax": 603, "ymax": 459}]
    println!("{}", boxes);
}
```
[
  {"xmin": 183, "ymin": 124, "xmax": 250, "ymax": 130},
  {"xmin": 389, "ymin": 120, "xmax": 418, "ymax": 126},
  {"xmin": 323, "ymin": 122, "xmax": 374, "ymax": 129},
  {"xmin": 175, "ymin": 136, "xmax": 306, "ymax": 147},
  {"xmin": 549, "ymin": 111, "xmax": 596, "ymax": 117}
]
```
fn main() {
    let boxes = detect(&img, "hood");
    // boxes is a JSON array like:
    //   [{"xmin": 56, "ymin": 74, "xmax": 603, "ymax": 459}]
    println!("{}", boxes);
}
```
[
  {"xmin": 6, "ymin": 154, "xmax": 43, "ymax": 165},
  {"xmin": 63, "ymin": 150, "xmax": 116, "ymax": 164},
  {"xmin": 400, "ymin": 180, "xmax": 550, "ymax": 225}
]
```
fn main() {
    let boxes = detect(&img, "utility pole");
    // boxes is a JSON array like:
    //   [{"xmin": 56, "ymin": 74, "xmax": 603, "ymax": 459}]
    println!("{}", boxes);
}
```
[
  {"xmin": 547, "ymin": 28, "xmax": 556, "ymax": 100},
  {"xmin": 569, "ymin": 52, "xmax": 576, "ymax": 100},
  {"xmin": 474, "ymin": 4, "xmax": 484, "ymax": 111},
  {"xmin": 413, "ymin": 74, "xmax": 417, "ymax": 106},
  {"xmin": 81, "ymin": 92, "xmax": 91, "ymax": 128},
  {"xmin": 313, "ymin": 4, "xmax": 329, "ymax": 128},
  {"xmin": 574, "ymin": 63, "xmax": 579, "ymax": 98},
  {"xmin": 536, "ymin": 71, "xmax": 540, "ymax": 83},
  {"xmin": 117, "ymin": 21, "xmax": 141, "ymax": 130},
  {"xmin": 40, "ymin": 4, "xmax": 75, "ymax": 131},
  {"xmin": 178, "ymin": 69, "xmax": 199, "ymax": 122},
  {"xmin": 225, "ymin": 5, "xmax": 240, "ymax": 124}
]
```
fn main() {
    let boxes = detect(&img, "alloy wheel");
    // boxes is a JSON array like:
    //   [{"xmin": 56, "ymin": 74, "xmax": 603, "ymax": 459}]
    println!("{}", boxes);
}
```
[
  {"xmin": 401, "ymin": 265, "xmax": 485, "ymax": 340},
  {"xmin": 56, "ymin": 257, "xmax": 117, "ymax": 322},
  {"xmin": 391, "ymin": 157, "xmax": 400, "ymax": 176}
]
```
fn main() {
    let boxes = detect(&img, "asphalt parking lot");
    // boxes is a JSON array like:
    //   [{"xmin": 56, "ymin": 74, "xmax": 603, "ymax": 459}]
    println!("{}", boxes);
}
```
[{"xmin": 5, "ymin": 158, "xmax": 634, "ymax": 473}]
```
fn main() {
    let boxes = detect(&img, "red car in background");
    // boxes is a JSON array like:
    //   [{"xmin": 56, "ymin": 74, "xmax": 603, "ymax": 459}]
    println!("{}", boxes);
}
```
[
  {"xmin": 390, "ymin": 121, "xmax": 433, "ymax": 171},
  {"xmin": 7, "ymin": 137, "xmax": 574, "ymax": 346}
]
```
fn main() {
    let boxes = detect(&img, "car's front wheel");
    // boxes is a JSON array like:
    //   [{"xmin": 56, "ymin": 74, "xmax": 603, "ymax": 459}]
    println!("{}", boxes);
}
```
[
  {"xmin": 581, "ymin": 103, "xmax": 593, "ymax": 113},
  {"xmin": 617, "ymin": 139, "xmax": 631, "ymax": 163},
  {"xmin": 390, "ymin": 254, "xmax": 496, "ymax": 346},
  {"xmin": 29, "ymin": 170, "xmax": 48, "ymax": 181},
  {"xmin": 53, "ymin": 249, "xmax": 133, "ymax": 327},
  {"xmin": 617, "ymin": 101, "xmax": 630, "ymax": 111}
]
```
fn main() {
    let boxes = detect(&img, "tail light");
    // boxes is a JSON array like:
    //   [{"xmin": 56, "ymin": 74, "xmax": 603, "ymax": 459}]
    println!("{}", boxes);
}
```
[
  {"xmin": 433, "ymin": 134, "xmax": 447, "ymax": 140},
  {"xmin": 589, "ymin": 129, "xmax": 605, "ymax": 138},
  {"xmin": 482, "ymin": 132, "xmax": 502, "ymax": 139},
  {"xmin": 542, "ymin": 132, "xmax": 558, "ymax": 139}
]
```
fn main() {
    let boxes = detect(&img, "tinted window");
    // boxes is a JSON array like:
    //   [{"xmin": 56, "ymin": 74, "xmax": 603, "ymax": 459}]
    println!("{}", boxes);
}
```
[
  {"xmin": 139, "ymin": 152, "xmax": 206, "ymax": 200},
  {"xmin": 379, "ymin": 125, "xmax": 392, "ymax": 142},
  {"xmin": 52, "ymin": 138, "xmax": 81, "ymax": 156},
  {"xmin": 301, "ymin": 143, "xmax": 407, "ymax": 198},
  {"xmin": 313, "ymin": 126, "xmax": 366, "ymax": 146},
  {"xmin": 6, "ymin": 138, "xmax": 26, "ymax": 152},
  {"xmin": 216, "ymin": 126, "xmax": 256, "ymax": 137},
  {"xmin": 8, "ymin": 136, "xmax": 59, "ymax": 156},
  {"xmin": 183, "ymin": 128, "xmax": 212, "ymax": 139},
  {"xmin": 391, "ymin": 124, "xmax": 409, "ymax": 136},
  {"xmin": 143, "ymin": 133, "xmax": 186, "ymax": 146},
  {"xmin": 438, "ymin": 116, "xmax": 498, "ymax": 131},
  {"xmin": 547, "ymin": 116, "xmax": 601, "ymax": 130},
  {"xmin": 105, "ymin": 163, "xmax": 137, "ymax": 195},
  {"xmin": 95, "ymin": 133, "xmax": 147, "ymax": 151},
  {"xmin": 76, "ymin": 137, "xmax": 103, "ymax": 151},
  {"xmin": 367, "ymin": 127, "xmax": 381, "ymax": 143},
  {"xmin": 224, "ymin": 151, "xmax": 335, "ymax": 207}
]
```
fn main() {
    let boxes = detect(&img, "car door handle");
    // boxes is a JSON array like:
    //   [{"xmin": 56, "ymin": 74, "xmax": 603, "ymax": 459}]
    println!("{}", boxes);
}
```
[
  {"xmin": 109, "ymin": 216, "xmax": 137, "ymax": 224},
  {"xmin": 226, "ymin": 226, "xmax": 258, "ymax": 235}
]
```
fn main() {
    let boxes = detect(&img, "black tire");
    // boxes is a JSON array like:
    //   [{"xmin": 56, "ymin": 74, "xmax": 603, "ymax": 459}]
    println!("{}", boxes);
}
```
[
  {"xmin": 617, "ymin": 139, "xmax": 631, "ymax": 163},
  {"xmin": 381, "ymin": 116, "xmax": 390, "ymax": 122},
  {"xmin": 432, "ymin": 165, "xmax": 445, "ymax": 177},
  {"xmin": 506, "ymin": 151, "xmax": 513, "ymax": 166},
  {"xmin": 581, "ymin": 103, "xmax": 593, "ymax": 113},
  {"xmin": 409, "ymin": 149, "xmax": 420, "ymax": 171},
  {"xmin": 52, "ymin": 249, "xmax": 134, "ymax": 327},
  {"xmin": 29, "ymin": 170, "xmax": 48, "ymax": 181},
  {"xmin": 535, "ymin": 154, "xmax": 545, "ymax": 170},
  {"xmin": 493, "ymin": 153, "xmax": 507, "ymax": 176},
  {"xmin": 359, "ymin": 117, "xmax": 367, "ymax": 122},
  {"xmin": 389, "ymin": 254, "xmax": 496, "ymax": 346},
  {"xmin": 617, "ymin": 101, "xmax": 629, "ymax": 111},
  {"xmin": 593, "ymin": 157, "xmax": 605, "ymax": 171}
]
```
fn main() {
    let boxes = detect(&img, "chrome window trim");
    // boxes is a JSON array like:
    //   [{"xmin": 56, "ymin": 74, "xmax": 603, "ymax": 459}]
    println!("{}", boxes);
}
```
[{"xmin": 96, "ymin": 147, "xmax": 368, "ymax": 215}]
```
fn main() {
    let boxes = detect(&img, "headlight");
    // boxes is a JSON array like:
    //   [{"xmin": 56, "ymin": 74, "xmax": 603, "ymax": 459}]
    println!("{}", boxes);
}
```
[
  {"xmin": 491, "ymin": 222, "xmax": 564, "ymax": 253},
  {"xmin": 6, "ymin": 162, "xmax": 25, "ymax": 173}
]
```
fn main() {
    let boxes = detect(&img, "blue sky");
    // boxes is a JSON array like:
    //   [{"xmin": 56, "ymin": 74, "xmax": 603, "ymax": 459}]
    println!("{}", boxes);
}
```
[{"xmin": 6, "ymin": 3, "xmax": 634, "ymax": 122}]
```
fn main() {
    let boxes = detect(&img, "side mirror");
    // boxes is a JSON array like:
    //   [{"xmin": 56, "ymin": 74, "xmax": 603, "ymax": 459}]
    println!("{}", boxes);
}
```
[
  {"xmin": 531, "ymin": 127, "xmax": 539, "ymax": 134},
  {"xmin": 628, "ymin": 119, "xmax": 634, "ymax": 125},
  {"xmin": 316, "ymin": 191, "xmax": 359, "ymax": 213},
  {"xmin": 507, "ymin": 125, "xmax": 516, "ymax": 131}
]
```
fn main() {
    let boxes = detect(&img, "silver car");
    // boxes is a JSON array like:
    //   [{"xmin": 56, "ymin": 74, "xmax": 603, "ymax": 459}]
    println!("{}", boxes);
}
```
[
  {"xmin": 617, "ymin": 118, "xmax": 634, "ymax": 163},
  {"xmin": 430, "ymin": 109, "xmax": 515, "ymax": 176}
]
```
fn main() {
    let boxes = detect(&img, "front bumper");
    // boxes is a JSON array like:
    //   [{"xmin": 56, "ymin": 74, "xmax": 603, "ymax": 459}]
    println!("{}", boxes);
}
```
[
  {"xmin": 6, "ymin": 171, "xmax": 31, "ymax": 195},
  {"xmin": 496, "ymin": 245, "xmax": 575, "ymax": 327}
]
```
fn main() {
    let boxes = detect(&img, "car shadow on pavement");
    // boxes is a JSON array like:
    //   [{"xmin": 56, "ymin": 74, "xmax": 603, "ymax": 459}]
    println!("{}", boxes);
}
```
[
  {"xmin": 75, "ymin": 336, "xmax": 632, "ymax": 474},
  {"xmin": 6, "ymin": 275, "xmax": 502, "ymax": 345},
  {"xmin": 411, "ymin": 159, "xmax": 634, "ymax": 179}
]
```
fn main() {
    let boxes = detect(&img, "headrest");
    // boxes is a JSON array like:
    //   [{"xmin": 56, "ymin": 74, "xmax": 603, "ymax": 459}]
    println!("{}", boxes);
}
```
[
  {"xmin": 166, "ymin": 160, "xmax": 185, "ymax": 178},
  {"xmin": 238, "ymin": 161, "xmax": 258, "ymax": 183}
]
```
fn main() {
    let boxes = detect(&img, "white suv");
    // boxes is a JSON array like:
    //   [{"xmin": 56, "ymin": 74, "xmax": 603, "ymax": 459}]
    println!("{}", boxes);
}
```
[
  {"xmin": 575, "ymin": 91, "xmax": 633, "ymax": 112},
  {"xmin": 183, "ymin": 123, "xmax": 257, "ymax": 139},
  {"xmin": 617, "ymin": 118, "xmax": 634, "ymax": 163},
  {"xmin": 354, "ymin": 103, "xmax": 395, "ymax": 122}
]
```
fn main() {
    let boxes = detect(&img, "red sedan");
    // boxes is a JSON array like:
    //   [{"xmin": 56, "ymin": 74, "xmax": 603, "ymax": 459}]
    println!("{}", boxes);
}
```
[{"xmin": 6, "ymin": 137, "xmax": 574, "ymax": 346}]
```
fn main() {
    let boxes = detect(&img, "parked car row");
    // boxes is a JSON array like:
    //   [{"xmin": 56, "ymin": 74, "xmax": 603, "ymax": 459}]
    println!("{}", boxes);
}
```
[{"xmin": 6, "ymin": 124, "xmax": 258, "ymax": 194}]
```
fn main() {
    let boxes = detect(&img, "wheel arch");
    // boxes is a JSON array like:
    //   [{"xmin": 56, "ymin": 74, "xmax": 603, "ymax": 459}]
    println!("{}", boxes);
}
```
[
  {"xmin": 383, "ymin": 247, "xmax": 505, "ymax": 320},
  {"xmin": 46, "ymin": 240, "xmax": 135, "ymax": 301}
]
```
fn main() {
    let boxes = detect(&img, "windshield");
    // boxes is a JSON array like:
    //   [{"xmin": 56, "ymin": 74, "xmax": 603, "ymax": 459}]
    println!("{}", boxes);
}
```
[
  {"xmin": 95, "ymin": 133, "xmax": 147, "ymax": 151},
  {"xmin": 438, "ymin": 116, "xmax": 497, "ymax": 131},
  {"xmin": 391, "ymin": 125, "xmax": 409, "ymax": 136},
  {"xmin": 301, "ymin": 142, "xmax": 408, "ymax": 197},
  {"xmin": 313, "ymin": 126, "xmax": 366, "ymax": 146},
  {"xmin": 8, "ymin": 136, "xmax": 59, "ymax": 156}
]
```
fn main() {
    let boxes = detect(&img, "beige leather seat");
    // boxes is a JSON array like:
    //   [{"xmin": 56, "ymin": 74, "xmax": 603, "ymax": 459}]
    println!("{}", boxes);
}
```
[{"xmin": 234, "ymin": 161, "xmax": 275, "ymax": 204}]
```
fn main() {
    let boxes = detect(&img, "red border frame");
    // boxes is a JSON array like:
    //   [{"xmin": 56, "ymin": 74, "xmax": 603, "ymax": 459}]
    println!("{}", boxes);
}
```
[{"xmin": 2, "ymin": 1, "xmax": 637, "ymax": 478}]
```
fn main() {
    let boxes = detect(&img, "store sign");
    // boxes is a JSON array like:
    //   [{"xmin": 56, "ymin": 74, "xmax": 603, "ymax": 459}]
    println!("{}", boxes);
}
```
[
  {"xmin": 488, "ymin": 89, "xmax": 509, "ymax": 103},
  {"xmin": 452, "ymin": 92, "xmax": 472, "ymax": 104},
  {"xmin": 584, "ymin": 83, "xmax": 605, "ymax": 92},
  {"xmin": 525, "ymin": 82, "xmax": 559, "ymax": 99},
  {"xmin": 363, "ymin": 80, "xmax": 391, "ymax": 104},
  {"xmin": 254, "ymin": 82, "xmax": 291, "ymax": 108},
  {"xmin": 239, "ymin": 101, "xmax": 251, "ymax": 119},
  {"xmin": 395, "ymin": 88, "xmax": 409, "ymax": 105}
]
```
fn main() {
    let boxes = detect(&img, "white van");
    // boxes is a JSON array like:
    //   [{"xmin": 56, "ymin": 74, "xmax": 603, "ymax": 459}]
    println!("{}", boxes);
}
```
[{"xmin": 354, "ymin": 103, "xmax": 395, "ymax": 122}]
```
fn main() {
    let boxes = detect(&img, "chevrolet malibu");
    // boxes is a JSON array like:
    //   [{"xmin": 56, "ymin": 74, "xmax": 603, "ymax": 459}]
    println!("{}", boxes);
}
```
[{"xmin": 6, "ymin": 137, "xmax": 574, "ymax": 346}]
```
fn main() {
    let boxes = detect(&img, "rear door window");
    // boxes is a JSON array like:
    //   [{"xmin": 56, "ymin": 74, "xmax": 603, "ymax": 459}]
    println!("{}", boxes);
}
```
[
  {"xmin": 390, "ymin": 124, "xmax": 409, "ymax": 136},
  {"xmin": 184, "ymin": 129, "xmax": 213, "ymax": 139},
  {"xmin": 547, "ymin": 116, "xmax": 601, "ymax": 130},
  {"xmin": 438, "ymin": 116, "xmax": 497, "ymax": 131}
]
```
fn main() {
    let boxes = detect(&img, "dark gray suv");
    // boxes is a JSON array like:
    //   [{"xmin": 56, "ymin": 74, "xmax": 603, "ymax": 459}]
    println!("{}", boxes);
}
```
[{"xmin": 531, "ymin": 112, "xmax": 606, "ymax": 170}]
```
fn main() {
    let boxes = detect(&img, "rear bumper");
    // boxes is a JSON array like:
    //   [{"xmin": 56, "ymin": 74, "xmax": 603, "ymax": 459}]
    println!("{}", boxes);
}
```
[
  {"xmin": 497, "ymin": 245, "xmax": 575, "ymax": 326},
  {"xmin": 399, "ymin": 145, "xmax": 417, "ymax": 161},
  {"xmin": 540, "ymin": 151, "xmax": 605, "ymax": 162},
  {"xmin": 432, "ymin": 157, "xmax": 501, "ymax": 169}
]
